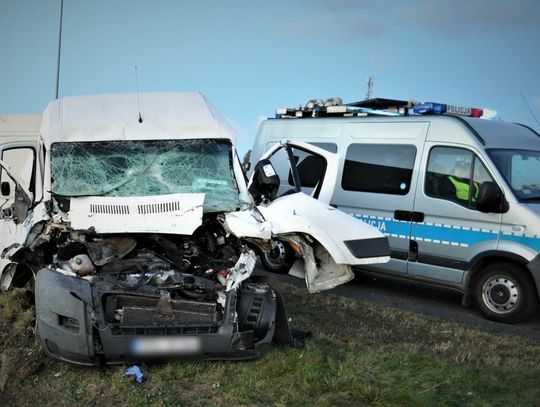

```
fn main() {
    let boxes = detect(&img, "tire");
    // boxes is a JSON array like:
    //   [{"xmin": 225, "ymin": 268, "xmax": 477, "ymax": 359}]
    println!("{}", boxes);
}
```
[
  {"xmin": 473, "ymin": 262, "xmax": 538, "ymax": 323},
  {"xmin": 260, "ymin": 240, "xmax": 294, "ymax": 274}
]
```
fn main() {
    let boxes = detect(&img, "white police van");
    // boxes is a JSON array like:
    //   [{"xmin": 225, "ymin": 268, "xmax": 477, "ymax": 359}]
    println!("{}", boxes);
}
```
[{"xmin": 250, "ymin": 97, "xmax": 540, "ymax": 323}]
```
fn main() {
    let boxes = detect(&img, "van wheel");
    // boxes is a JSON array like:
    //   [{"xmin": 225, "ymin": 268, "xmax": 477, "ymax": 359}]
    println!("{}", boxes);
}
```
[
  {"xmin": 473, "ymin": 263, "xmax": 537, "ymax": 323},
  {"xmin": 260, "ymin": 240, "xmax": 293, "ymax": 274}
]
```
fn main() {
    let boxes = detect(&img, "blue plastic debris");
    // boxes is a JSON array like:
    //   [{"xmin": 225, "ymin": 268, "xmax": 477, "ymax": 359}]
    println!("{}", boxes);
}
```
[{"xmin": 125, "ymin": 365, "xmax": 144, "ymax": 383}]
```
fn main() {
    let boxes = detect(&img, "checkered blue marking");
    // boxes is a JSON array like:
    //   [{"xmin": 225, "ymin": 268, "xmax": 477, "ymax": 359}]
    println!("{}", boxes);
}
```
[{"xmin": 354, "ymin": 214, "xmax": 540, "ymax": 251}]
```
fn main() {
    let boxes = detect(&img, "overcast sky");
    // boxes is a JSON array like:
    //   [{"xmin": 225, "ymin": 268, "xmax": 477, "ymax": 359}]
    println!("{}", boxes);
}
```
[{"xmin": 1, "ymin": 0, "xmax": 539, "ymax": 154}]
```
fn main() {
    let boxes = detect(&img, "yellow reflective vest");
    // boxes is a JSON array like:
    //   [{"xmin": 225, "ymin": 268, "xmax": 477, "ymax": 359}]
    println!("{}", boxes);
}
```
[{"xmin": 448, "ymin": 176, "xmax": 479, "ymax": 201}]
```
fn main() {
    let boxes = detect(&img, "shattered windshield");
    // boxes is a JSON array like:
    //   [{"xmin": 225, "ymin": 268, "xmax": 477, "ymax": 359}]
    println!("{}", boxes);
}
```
[
  {"xmin": 51, "ymin": 139, "xmax": 240, "ymax": 212},
  {"xmin": 489, "ymin": 149, "xmax": 540, "ymax": 201}
]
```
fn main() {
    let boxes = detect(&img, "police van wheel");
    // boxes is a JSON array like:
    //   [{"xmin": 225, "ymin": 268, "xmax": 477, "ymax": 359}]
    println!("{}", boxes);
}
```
[
  {"xmin": 473, "ymin": 263, "xmax": 537, "ymax": 323},
  {"xmin": 260, "ymin": 240, "xmax": 293, "ymax": 274}
]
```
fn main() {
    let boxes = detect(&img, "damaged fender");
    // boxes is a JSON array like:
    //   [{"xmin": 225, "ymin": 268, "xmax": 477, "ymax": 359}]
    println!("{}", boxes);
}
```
[
  {"xmin": 226, "ymin": 193, "xmax": 390, "ymax": 292},
  {"xmin": 0, "ymin": 201, "xmax": 49, "ymax": 290}
]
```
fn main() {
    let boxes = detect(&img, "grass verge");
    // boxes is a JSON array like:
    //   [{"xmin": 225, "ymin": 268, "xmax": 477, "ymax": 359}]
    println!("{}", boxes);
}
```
[{"xmin": 1, "ymin": 282, "xmax": 539, "ymax": 406}]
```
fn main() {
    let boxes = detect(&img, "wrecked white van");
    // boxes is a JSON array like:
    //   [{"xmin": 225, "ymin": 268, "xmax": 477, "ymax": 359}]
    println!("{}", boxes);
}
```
[{"xmin": 0, "ymin": 93, "xmax": 389, "ymax": 364}]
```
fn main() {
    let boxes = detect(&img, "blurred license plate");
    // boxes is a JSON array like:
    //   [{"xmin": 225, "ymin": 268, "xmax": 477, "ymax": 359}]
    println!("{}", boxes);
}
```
[{"xmin": 131, "ymin": 336, "xmax": 202, "ymax": 356}]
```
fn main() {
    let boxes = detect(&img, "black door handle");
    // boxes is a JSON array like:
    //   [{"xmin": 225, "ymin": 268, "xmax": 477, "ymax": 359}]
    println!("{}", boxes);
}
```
[
  {"xmin": 394, "ymin": 210, "xmax": 410, "ymax": 221},
  {"xmin": 394, "ymin": 210, "xmax": 424, "ymax": 223},
  {"xmin": 411, "ymin": 211, "xmax": 424, "ymax": 222}
]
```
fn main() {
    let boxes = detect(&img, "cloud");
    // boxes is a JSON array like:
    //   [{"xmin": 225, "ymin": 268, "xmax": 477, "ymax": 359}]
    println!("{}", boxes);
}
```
[
  {"xmin": 401, "ymin": 0, "xmax": 540, "ymax": 36},
  {"xmin": 285, "ymin": 0, "xmax": 540, "ymax": 40},
  {"xmin": 289, "ymin": 15, "xmax": 384, "ymax": 39},
  {"xmin": 264, "ymin": 0, "xmax": 393, "ymax": 40}
]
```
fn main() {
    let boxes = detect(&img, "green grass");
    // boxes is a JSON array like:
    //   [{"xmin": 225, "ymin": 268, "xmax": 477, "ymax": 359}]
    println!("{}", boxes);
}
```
[{"xmin": 1, "ymin": 283, "xmax": 540, "ymax": 406}]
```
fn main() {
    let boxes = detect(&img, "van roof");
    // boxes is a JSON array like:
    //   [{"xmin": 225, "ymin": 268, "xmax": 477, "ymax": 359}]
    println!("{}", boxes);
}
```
[
  {"xmin": 460, "ymin": 116, "xmax": 540, "ymax": 150},
  {"xmin": 264, "ymin": 114, "xmax": 540, "ymax": 151},
  {"xmin": 0, "ymin": 114, "xmax": 41, "ymax": 134},
  {"xmin": 40, "ymin": 92, "xmax": 237, "ymax": 148}
]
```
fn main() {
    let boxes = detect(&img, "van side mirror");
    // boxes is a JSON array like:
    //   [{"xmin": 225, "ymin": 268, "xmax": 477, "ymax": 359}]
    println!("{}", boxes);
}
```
[
  {"xmin": 476, "ymin": 181, "xmax": 508, "ymax": 213},
  {"xmin": 242, "ymin": 150, "xmax": 251, "ymax": 173},
  {"xmin": 1, "ymin": 182, "xmax": 10, "ymax": 196},
  {"xmin": 248, "ymin": 159, "xmax": 280, "ymax": 204}
]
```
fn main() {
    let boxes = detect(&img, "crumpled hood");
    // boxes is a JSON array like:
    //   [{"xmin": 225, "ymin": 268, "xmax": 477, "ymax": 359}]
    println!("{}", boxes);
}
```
[
  {"xmin": 226, "ymin": 192, "xmax": 389, "ymax": 266},
  {"xmin": 68, "ymin": 193, "xmax": 204, "ymax": 234}
]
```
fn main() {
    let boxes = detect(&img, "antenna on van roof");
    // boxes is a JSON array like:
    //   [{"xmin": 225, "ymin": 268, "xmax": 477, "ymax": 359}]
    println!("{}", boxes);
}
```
[
  {"xmin": 55, "ymin": 0, "xmax": 64, "ymax": 100},
  {"xmin": 135, "ymin": 65, "xmax": 143, "ymax": 123},
  {"xmin": 520, "ymin": 91, "xmax": 540, "ymax": 128}
]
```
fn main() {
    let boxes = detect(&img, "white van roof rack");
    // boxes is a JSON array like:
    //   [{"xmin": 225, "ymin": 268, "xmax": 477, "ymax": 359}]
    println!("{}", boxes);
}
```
[{"xmin": 275, "ymin": 98, "xmax": 497, "ymax": 120}]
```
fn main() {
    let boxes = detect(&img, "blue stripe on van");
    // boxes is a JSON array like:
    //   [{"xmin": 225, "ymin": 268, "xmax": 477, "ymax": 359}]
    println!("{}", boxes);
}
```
[
  {"xmin": 354, "ymin": 214, "xmax": 410, "ymax": 237},
  {"xmin": 500, "ymin": 234, "xmax": 540, "ymax": 252},
  {"xmin": 412, "ymin": 223, "xmax": 498, "ymax": 246},
  {"xmin": 354, "ymin": 213, "xmax": 540, "ymax": 252}
]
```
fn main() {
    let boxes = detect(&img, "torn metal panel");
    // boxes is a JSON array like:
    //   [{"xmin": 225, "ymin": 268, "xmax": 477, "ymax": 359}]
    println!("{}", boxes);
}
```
[
  {"xmin": 224, "ymin": 208, "xmax": 272, "ymax": 240},
  {"xmin": 0, "ymin": 262, "xmax": 17, "ymax": 291},
  {"xmin": 258, "ymin": 192, "xmax": 390, "ymax": 266},
  {"xmin": 286, "ymin": 237, "xmax": 355, "ymax": 293},
  {"xmin": 86, "ymin": 236, "xmax": 137, "ymax": 266},
  {"xmin": 0, "ymin": 201, "xmax": 50, "ymax": 291},
  {"xmin": 224, "ymin": 249, "xmax": 257, "ymax": 291}
]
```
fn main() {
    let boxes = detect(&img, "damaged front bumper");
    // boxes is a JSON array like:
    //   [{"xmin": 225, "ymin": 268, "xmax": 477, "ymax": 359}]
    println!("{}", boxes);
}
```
[{"xmin": 36, "ymin": 267, "xmax": 290, "ymax": 365}]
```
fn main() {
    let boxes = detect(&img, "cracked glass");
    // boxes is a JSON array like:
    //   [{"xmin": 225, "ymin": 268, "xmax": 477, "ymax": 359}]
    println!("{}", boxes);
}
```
[{"xmin": 51, "ymin": 139, "xmax": 239, "ymax": 212}]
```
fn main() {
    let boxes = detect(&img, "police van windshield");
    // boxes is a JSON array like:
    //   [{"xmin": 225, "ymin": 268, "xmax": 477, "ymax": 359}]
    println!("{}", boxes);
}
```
[
  {"xmin": 50, "ymin": 139, "xmax": 240, "ymax": 212},
  {"xmin": 489, "ymin": 149, "xmax": 540, "ymax": 201}
]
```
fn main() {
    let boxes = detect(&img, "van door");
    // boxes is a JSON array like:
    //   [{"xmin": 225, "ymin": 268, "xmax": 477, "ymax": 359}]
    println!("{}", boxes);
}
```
[
  {"xmin": 255, "ymin": 140, "xmax": 339, "ymax": 203},
  {"xmin": 410, "ymin": 144, "xmax": 502, "ymax": 284},
  {"xmin": 246, "ymin": 141, "xmax": 389, "ymax": 292},
  {"xmin": 0, "ymin": 142, "xmax": 41, "ymax": 289},
  {"xmin": 331, "ymin": 122, "xmax": 429, "ymax": 275}
]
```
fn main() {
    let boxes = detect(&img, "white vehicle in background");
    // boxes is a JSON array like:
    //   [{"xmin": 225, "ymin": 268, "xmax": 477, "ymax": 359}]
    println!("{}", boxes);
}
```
[{"xmin": 0, "ymin": 93, "xmax": 389, "ymax": 364}]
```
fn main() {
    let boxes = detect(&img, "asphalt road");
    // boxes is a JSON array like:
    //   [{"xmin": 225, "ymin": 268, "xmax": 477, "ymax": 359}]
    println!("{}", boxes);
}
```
[{"xmin": 256, "ymin": 268, "xmax": 540, "ymax": 343}]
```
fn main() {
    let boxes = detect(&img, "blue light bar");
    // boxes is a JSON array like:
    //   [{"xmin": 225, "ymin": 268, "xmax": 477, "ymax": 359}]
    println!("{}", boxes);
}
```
[{"xmin": 412, "ymin": 102, "xmax": 447, "ymax": 115}]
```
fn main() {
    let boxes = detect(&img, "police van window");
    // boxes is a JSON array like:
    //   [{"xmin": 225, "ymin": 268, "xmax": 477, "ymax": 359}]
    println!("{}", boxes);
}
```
[
  {"xmin": 341, "ymin": 144, "xmax": 416, "ymax": 195},
  {"xmin": 426, "ymin": 146, "xmax": 494, "ymax": 209}
]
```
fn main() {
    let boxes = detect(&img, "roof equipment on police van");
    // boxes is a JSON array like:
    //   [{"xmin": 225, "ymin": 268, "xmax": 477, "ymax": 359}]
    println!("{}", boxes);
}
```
[{"xmin": 275, "ymin": 97, "xmax": 497, "ymax": 120}]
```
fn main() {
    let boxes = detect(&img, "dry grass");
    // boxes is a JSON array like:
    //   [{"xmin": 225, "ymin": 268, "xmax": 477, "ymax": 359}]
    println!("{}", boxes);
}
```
[{"xmin": 1, "ymin": 282, "xmax": 539, "ymax": 406}]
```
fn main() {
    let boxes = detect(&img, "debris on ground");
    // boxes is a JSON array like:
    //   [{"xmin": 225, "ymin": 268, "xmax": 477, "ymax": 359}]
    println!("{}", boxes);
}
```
[{"xmin": 125, "ymin": 365, "xmax": 145, "ymax": 383}]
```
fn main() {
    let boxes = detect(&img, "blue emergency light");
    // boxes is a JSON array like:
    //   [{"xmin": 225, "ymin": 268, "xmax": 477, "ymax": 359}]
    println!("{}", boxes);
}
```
[{"xmin": 412, "ymin": 102, "xmax": 446, "ymax": 115}]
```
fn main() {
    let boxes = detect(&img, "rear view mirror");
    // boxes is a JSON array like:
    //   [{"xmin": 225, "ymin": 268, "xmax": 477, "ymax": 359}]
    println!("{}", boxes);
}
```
[
  {"xmin": 1, "ymin": 181, "xmax": 10, "ymax": 196},
  {"xmin": 476, "ymin": 181, "xmax": 508, "ymax": 213},
  {"xmin": 248, "ymin": 159, "xmax": 280, "ymax": 204},
  {"xmin": 242, "ymin": 150, "xmax": 251, "ymax": 173}
]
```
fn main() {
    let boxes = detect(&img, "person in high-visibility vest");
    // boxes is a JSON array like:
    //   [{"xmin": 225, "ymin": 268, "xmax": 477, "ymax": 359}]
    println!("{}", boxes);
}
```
[{"xmin": 445, "ymin": 160, "xmax": 479, "ymax": 204}]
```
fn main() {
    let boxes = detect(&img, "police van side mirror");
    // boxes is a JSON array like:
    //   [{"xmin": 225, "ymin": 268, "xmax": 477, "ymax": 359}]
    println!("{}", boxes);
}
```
[
  {"xmin": 476, "ymin": 182, "xmax": 509, "ymax": 213},
  {"xmin": 248, "ymin": 159, "xmax": 280, "ymax": 205}
]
